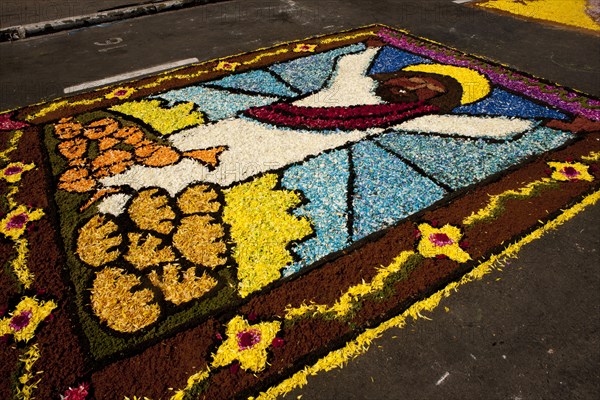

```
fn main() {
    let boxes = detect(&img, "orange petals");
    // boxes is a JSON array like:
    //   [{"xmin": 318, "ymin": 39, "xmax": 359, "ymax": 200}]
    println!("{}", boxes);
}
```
[
  {"xmin": 136, "ymin": 145, "xmax": 181, "ymax": 167},
  {"xmin": 98, "ymin": 137, "xmax": 120, "ymax": 151},
  {"xmin": 58, "ymin": 137, "xmax": 88, "ymax": 160},
  {"xmin": 84, "ymin": 118, "xmax": 119, "ymax": 140},
  {"xmin": 58, "ymin": 167, "xmax": 96, "ymax": 192},
  {"xmin": 54, "ymin": 117, "xmax": 83, "ymax": 139},
  {"xmin": 91, "ymin": 149, "xmax": 133, "ymax": 178},
  {"xmin": 183, "ymin": 146, "xmax": 227, "ymax": 168},
  {"xmin": 114, "ymin": 126, "xmax": 145, "ymax": 145}
]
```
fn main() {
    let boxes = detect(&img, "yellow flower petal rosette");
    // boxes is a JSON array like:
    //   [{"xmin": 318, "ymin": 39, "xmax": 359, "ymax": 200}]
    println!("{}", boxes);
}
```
[
  {"xmin": 417, "ymin": 223, "xmax": 471, "ymax": 263},
  {"xmin": 212, "ymin": 316, "xmax": 281, "ymax": 373},
  {"xmin": 548, "ymin": 161, "xmax": 594, "ymax": 182},
  {"xmin": 0, "ymin": 205, "xmax": 44, "ymax": 241},
  {"xmin": 215, "ymin": 61, "xmax": 240, "ymax": 72},
  {"xmin": 293, "ymin": 43, "xmax": 317, "ymax": 53},
  {"xmin": 1, "ymin": 162, "xmax": 35, "ymax": 183},
  {"xmin": 0, "ymin": 297, "xmax": 57, "ymax": 342}
]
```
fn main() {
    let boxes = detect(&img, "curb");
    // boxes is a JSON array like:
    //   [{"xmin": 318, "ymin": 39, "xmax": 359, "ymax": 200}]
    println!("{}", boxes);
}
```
[{"xmin": 0, "ymin": 0, "xmax": 228, "ymax": 42}]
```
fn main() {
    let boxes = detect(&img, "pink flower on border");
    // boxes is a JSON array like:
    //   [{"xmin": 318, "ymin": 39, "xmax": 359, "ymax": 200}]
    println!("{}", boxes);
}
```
[{"xmin": 0, "ymin": 112, "xmax": 29, "ymax": 131}]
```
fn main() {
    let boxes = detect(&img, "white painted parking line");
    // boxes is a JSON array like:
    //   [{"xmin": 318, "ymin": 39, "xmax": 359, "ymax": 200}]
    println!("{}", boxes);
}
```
[{"xmin": 63, "ymin": 57, "xmax": 200, "ymax": 93}]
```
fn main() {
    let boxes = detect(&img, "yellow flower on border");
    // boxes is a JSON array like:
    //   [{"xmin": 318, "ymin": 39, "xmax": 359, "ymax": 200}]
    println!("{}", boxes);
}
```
[
  {"xmin": 417, "ymin": 223, "xmax": 471, "ymax": 263},
  {"xmin": 548, "ymin": 161, "xmax": 594, "ymax": 182},
  {"xmin": 212, "ymin": 316, "xmax": 281, "ymax": 373},
  {"xmin": 0, "ymin": 205, "xmax": 44, "ymax": 241},
  {"xmin": 293, "ymin": 43, "xmax": 317, "ymax": 53},
  {"xmin": 215, "ymin": 61, "xmax": 241, "ymax": 72},
  {"xmin": 1, "ymin": 162, "xmax": 35, "ymax": 183},
  {"xmin": 0, "ymin": 297, "xmax": 57, "ymax": 342},
  {"xmin": 105, "ymin": 86, "xmax": 136, "ymax": 100}
]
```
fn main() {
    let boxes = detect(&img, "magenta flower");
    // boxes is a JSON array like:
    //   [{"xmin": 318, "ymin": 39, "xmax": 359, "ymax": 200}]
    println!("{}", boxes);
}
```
[
  {"xmin": 4, "ymin": 166, "xmax": 23, "ymax": 176},
  {"xmin": 271, "ymin": 337, "xmax": 285, "ymax": 348},
  {"xmin": 429, "ymin": 232, "xmax": 454, "ymax": 247},
  {"xmin": 237, "ymin": 328, "xmax": 262, "ymax": 350},
  {"xmin": 9, "ymin": 310, "xmax": 32, "ymax": 332},
  {"xmin": 6, "ymin": 213, "xmax": 29, "ymax": 230},
  {"xmin": 560, "ymin": 166, "xmax": 580, "ymax": 179}
]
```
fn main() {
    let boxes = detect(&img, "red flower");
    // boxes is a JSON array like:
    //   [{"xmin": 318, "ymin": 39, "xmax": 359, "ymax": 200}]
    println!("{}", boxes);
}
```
[
  {"xmin": 61, "ymin": 382, "xmax": 89, "ymax": 400},
  {"xmin": 229, "ymin": 362, "xmax": 240, "ymax": 374},
  {"xmin": 271, "ymin": 337, "xmax": 285, "ymax": 348},
  {"xmin": 0, "ymin": 112, "xmax": 29, "ymax": 131}
]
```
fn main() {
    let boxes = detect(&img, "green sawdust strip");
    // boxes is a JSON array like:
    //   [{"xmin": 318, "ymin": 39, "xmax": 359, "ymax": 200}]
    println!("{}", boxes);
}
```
[{"xmin": 254, "ymin": 190, "xmax": 600, "ymax": 399}]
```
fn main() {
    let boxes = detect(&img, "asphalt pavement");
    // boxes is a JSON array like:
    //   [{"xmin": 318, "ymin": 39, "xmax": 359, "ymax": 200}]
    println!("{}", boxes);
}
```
[{"xmin": 0, "ymin": 1, "xmax": 598, "ymax": 399}]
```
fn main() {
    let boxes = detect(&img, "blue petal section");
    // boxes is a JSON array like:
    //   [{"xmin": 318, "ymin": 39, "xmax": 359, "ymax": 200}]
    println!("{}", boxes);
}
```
[
  {"xmin": 281, "ymin": 149, "xmax": 350, "ymax": 277},
  {"xmin": 368, "ymin": 46, "xmax": 433, "ymax": 74},
  {"xmin": 153, "ymin": 86, "xmax": 278, "ymax": 121},
  {"xmin": 453, "ymin": 88, "xmax": 569, "ymax": 120},
  {"xmin": 377, "ymin": 126, "xmax": 574, "ymax": 190},
  {"xmin": 207, "ymin": 70, "xmax": 299, "ymax": 98},
  {"xmin": 351, "ymin": 140, "xmax": 446, "ymax": 241},
  {"xmin": 269, "ymin": 43, "xmax": 366, "ymax": 94}
]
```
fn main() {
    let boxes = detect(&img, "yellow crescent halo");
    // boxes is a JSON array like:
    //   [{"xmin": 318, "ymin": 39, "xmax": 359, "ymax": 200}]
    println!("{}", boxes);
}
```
[{"xmin": 402, "ymin": 63, "xmax": 491, "ymax": 105}]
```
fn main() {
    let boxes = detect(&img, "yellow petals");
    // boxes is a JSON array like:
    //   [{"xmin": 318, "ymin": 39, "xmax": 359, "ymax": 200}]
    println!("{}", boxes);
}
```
[
  {"xmin": 173, "ymin": 215, "xmax": 227, "ymax": 268},
  {"xmin": 285, "ymin": 251, "xmax": 416, "ymax": 319},
  {"xmin": 11, "ymin": 238, "xmax": 35, "ymax": 289},
  {"xmin": 212, "ymin": 316, "xmax": 281, "ymax": 373},
  {"xmin": 293, "ymin": 43, "xmax": 317, "ymax": 53},
  {"xmin": 0, "ymin": 297, "xmax": 57, "ymax": 342},
  {"xmin": 148, "ymin": 264, "xmax": 217, "ymax": 305},
  {"xmin": 91, "ymin": 267, "xmax": 160, "ymax": 333},
  {"xmin": 177, "ymin": 184, "xmax": 221, "ymax": 214},
  {"xmin": 548, "ymin": 161, "xmax": 594, "ymax": 182},
  {"xmin": 477, "ymin": 0, "xmax": 600, "ymax": 32},
  {"xmin": 463, "ymin": 178, "xmax": 554, "ymax": 226},
  {"xmin": 110, "ymin": 99, "xmax": 205, "ymax": 135},
  {"xmin": 125, "ymin": 232, "xmax": 176, "ymax": 270},
  {"xmin": 215, "ymin": 61, "xmax": 240, "ymax": 71},
  {"xmin": 417, "ymin": 223, "xmax": 471, "ymax": 263},
  {"xmin": 76, "ymin": 214, "xmax": 122, "ymax": 267},
  {"xmin": 1, "ymin": 162, "xmax": 35, "ymax": 183},
  {"xmin": 105, "ymin": 86, "xmax": 137, "ymax": 99},
  {"xmin": 223, "ymin": 174, "xmax": 312, "ymax": 297},
  {"xmin": 128, "ymin": 189, "xmax": 176, "ymax": 235},
  {"xmin": 15, "ymin": 344, "xmax": 42, "ymax": 400},
  {"xmin": 0, "ymin": 205, "xmax": 44, "ymax": 241}
]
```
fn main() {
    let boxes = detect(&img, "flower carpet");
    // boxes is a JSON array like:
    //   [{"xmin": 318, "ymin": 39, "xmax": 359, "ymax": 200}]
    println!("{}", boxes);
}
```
[
  {"xmin": 473, "ymin": 0, "xmax": 600, "ymax": 33},
  {"xmin": 1, "ymin": 24, "xmax": 599, "ymax": 399}
]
